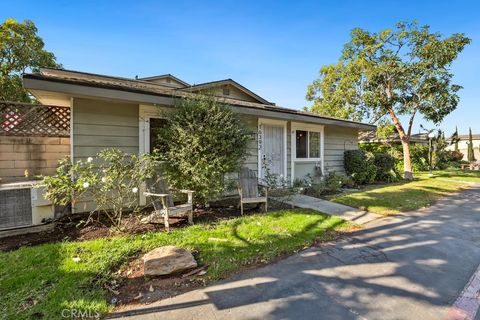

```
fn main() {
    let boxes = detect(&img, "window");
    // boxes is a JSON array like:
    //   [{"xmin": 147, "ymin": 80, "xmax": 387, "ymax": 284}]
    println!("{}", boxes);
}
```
[
  {"xmin": 296, "ymin": 130, "xmax": 307, "ymax": 158},
  {"xmin": 295, "ymin": 130, "xmax": 321, "ymax": 159},
  {"xmin": 223, "ymin": 87, "xmax": 230, "ymax": 95},
  {"xmin": 149, "ymin": 118, "xmax": 168, "ymax": 153}
]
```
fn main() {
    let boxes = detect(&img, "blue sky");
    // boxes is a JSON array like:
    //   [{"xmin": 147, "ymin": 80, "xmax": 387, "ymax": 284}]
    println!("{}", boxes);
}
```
[{"xmin": 1, "ymin": 0, "xmax": 478, "ymax": 135}]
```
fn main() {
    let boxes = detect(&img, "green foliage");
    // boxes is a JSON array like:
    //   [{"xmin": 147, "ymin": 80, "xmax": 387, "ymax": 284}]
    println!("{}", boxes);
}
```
[
  {"xmin": 323, "ymin": 171, "xmax": 344, "ymax": 192},
  {"xmin": 344, "ymin": 150, "xmax": 377, "ymax": 184},
  {"xmin": 374, "ymin": 153, "xmax": 397, "ymax": 182},
  {"xmin": 157, "ymin": 93, "xmax": 250, "ymax": 204},
  {"xmin": 41, "ymin": 149, "xmax": 159, "ymax": 228},
  {"xmin": 452, "ymin": 126, "xmax": 460, "ymax": 151},
  {"xmin": 0, "ymin": 18, "xmax": 60, "ymax": 102},
  {"xmin": 467, "ymin": 128, "xmax": 476, "ymax": 162},
  {"xmin": 40, "ymin": 157, "xmax": 84, "ymax": 207},
  {"xmin": 307, "ymin": 21, "xmax": 470, "ymax": 178},
  {"xmin": 262, "ymin": 164, "xmax": 288, "ymax": 189},
  {"xmin": 307, "ymin": 21, "xmax": 470, "ymax": 124},
  {"xmin": 0, "ymin": 209, "xmax": 348, "ymax": 319},
  {"xmin": 303, "ymin": 171, "xmax": 346, "ymax": 197},
  {"xmin": 404, "ymin": 144, "xmax": 430, "ymax": 171}
]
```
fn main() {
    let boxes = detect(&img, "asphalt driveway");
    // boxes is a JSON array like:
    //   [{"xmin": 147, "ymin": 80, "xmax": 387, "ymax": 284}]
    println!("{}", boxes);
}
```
[{"xmin": 109, "ymin": 186, "xmax": 480, "ymax": 320}]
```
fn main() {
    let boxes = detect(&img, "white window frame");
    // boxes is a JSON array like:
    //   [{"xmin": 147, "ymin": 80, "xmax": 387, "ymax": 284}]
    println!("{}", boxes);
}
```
[
  {"xmin": 257, "ymin": 118, "xmax": 288, "ymax": 181},
  {"xmin": 139, "ymin": 104, "xmax": 167, "ymax": 155},
  {"xmin": 291, "ymin": 122, "xmax": 324, "ymax": 184},
  {"xmin": 139, "ymin": 104, "xmax": 167, "ymax": 204}
]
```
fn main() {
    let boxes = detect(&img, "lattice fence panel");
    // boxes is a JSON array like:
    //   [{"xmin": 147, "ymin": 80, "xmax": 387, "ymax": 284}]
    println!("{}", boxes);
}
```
[{"xmin": 0, "ymin": 101, "xmax": 70, "ymax": 137}]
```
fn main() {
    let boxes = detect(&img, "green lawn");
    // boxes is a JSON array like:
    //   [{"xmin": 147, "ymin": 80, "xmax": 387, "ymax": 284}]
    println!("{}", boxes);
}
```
[
  {"xmin": 331, "ymin": 169, "xmax": 480, "ymax": 215},
  {"xmin": 0, "ymin": 209, "xmax": 348, "ymax": 320}
]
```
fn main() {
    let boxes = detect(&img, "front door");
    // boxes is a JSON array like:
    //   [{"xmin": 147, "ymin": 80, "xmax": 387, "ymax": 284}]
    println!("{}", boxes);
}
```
[{"xmin": 259, "ymin": 122, "xmax": 285, "ymax": 182}]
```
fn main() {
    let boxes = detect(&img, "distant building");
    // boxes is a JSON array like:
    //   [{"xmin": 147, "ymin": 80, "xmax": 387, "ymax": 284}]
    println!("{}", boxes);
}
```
[
  {"xmin": 446, "ymin": 134, "xmax": 480, "ymax": 161},
  {"xmin": 359, "ymin": 131, "xmax": 429, "ymax": 145}
]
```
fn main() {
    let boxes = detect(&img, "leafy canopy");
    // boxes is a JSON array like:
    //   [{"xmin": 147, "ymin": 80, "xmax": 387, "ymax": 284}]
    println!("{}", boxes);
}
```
[
  {"xmin": 157, "ymin": 93, "xmax": 250, "ymax": 204},
  {"xmin": 306, "ymin": 21, "xmax": 470, "ymax": 126},
  {"xmin": 0, "ymin": 18, "xmax": 60, "ymax": 102}
]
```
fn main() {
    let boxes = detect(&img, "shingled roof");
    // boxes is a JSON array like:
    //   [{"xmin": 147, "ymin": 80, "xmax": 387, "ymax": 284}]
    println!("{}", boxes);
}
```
[{"xmin": 23, "ymin": 68, "xmax": 376, "ymax": 130}]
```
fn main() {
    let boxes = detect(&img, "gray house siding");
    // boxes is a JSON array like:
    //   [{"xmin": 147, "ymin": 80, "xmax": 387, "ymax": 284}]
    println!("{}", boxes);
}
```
[
  {"xmin": 242, "ymin": 115, "xmax": 259, "ymax": 173},
  {"xmin": 72, "ymin": 98, "xmax": 139, "ymax": 161},
  {"xmin": 72, "ymin": 98, "xmax": 139, "ymax": 212},
  {"xmin": 323, "ymin": 126, "xmax": 359, "ymax": 174}
]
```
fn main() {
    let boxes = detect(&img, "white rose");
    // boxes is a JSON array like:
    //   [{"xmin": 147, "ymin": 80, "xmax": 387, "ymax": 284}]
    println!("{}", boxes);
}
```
[
  {"xmin": 132, "ymin": 187, "xmax": 139, "ymax": 193},
  {"xmin": 101, "ymin": 177, "xmax": 107, "ymax": 183},
  {"xmin": 83, "ymin": 182, "xmax": 90, "ymax": 189},
  {"xmin": 87, "ymin": 157, "xmax": 93, "ymax": 163}
]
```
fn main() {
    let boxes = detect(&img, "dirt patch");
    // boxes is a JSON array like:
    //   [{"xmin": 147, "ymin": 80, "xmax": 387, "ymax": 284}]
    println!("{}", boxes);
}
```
[
  {"xmin": 0, "ymin": 199, "xmax": 290, "ymax": 252},
  {"xmin": 108, "ymin": 253, "xmax": 208, "ymax": 309}
]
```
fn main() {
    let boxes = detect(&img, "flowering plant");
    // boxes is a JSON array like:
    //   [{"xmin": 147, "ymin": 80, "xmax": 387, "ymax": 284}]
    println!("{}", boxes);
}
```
[{"xmin": 41, "ymin": 148, "xmax": 159, "ymax": 228}]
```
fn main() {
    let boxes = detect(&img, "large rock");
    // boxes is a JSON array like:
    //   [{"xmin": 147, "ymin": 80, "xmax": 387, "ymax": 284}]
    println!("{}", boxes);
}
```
[{"xmin": 143, "ymin": 246, "xmax": 197, "ymax": 276}]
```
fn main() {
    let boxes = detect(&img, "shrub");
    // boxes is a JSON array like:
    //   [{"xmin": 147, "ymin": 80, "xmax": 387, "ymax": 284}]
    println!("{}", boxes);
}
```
[
  {"xmin": 306, "ymin": 182, "xmax": 327, "ymax": 197},
  {"xmin": 344, "ymin": 150, "xmax": 377, "ymax": 184},
  {"xmin": 305, "ymin": 171, "xmax": 345, "ymax": 197},
  {"xmin": 450, "ymin": 150, "xmax": 464, "ymax": 162},
  {"xmin": 409, "ymin": 144, "xmax": 430, "ymax": 171},
  {"xmin": 374, "ymin": 153, "xmax": 396, "ymax": 182},
  {"xmin": 157, "ymin": 93, "xmax": 250, "ymax": 204},
  {"xmin": 341, "ymin": 175, "xmax": 356, "ymax": 188},
  {"xmin": 324, "ymin": 171, "xmax": 343, "ymax": 192},
  {"xmin": 41, "ymin": 149, "xmax": 159, "ymax": 228}
]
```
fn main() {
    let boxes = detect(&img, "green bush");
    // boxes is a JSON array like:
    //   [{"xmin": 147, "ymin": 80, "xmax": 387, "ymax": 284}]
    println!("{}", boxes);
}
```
[
  {"xmin": 324, "ymin": 171, "xmax": 343, "ymax": 192},
  {"xmin": 157, "ymin": 93, "xmax": 250, "ymax": 204},
  {"xmin": 374, "ymin": 153, "xmax": 396, "ymax": 182},
  {"xmin": 41, "ymin": 149, "xmax": 159, "ymax": 228},
  {"xmin": 344, "ymin": 150, "xmax": 377, "ymax": 184},
  {"xmin": 305, "ymin": 171, "xmax": 343, "ymax": 197},
  {"xmin": 341, "ymin": 175, "xmax": 356, "ymax": 188}
]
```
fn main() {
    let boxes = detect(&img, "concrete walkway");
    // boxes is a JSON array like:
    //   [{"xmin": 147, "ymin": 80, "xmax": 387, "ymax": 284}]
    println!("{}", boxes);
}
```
[
  {"xmin": 273, "ymin": 194, "xmax": 381, "ymax": 224},
  {"xmin": 109, "ymin": 186, "xmax": 480, "ymax": 320}
]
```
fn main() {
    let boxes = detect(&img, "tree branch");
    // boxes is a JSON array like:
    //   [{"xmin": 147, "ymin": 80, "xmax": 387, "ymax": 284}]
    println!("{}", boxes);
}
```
[{"xmin": 406, "ymin": 108, "xmax": 417, "ymax": 139}]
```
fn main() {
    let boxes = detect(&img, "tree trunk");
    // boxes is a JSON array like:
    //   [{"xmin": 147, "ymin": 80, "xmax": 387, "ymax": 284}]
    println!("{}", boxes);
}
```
[
  {"xmin": 401, "ymin": 140, "xmax": 414, "ymax": 180},
  {"xmin": 386, "ymin": 107, "xmax": 414, "ymax": 180}
]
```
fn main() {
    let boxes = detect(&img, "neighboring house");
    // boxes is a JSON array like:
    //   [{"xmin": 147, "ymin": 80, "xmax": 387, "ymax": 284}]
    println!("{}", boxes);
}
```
[
  {"xmin": 359, "ymin": 131, "xmax": 429, "ymax": 145},
  {"xmin": 446, "ymin": 134, "xmax": 480, "ymax": 161},
  {"xmin": 23, "ymin": 68, "xmax": 375, "ymax": 211}
]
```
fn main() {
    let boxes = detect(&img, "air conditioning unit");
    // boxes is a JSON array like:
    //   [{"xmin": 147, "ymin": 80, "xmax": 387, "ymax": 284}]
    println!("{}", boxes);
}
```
[{"xmin": 0, "ymin": 181, "xmax": 55, "ymax": 231}]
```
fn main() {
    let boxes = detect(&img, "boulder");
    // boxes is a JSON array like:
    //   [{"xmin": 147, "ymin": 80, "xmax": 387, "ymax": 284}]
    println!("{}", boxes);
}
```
[{"xmin": 143, "ymin": 246, "xmax": 197, "ymax": 276}]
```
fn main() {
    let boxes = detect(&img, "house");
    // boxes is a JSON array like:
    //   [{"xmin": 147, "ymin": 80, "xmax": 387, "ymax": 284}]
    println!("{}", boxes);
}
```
[
  {"xmin": 23, "ymin": 68, "xmax": 375, "ymax": 211},
  {"xmin": 446, "ymin": 133, "xmax": 480, "ymax": 160}
]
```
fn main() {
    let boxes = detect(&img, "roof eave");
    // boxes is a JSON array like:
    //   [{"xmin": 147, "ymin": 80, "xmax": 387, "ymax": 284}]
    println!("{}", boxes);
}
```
[{"xmin": 23, "ymin": 74, "xmax": 376, "ymax": 131}]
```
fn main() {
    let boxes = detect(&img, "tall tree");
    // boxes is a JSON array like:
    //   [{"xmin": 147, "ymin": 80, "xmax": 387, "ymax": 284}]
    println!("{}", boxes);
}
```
[
  {"xmin": 453, "ymin": 126, "xmax": 459, "ymax": 151},
  {"xmin": 0, "ymin": 18, "xmax": 60, "ymax": 102},
  {"xmin": 467, "ymin": 127, "xmax": 476, "ymax": 162},
  {"xmin": 306, "ymin": 21, "xmax": 470, "ymax": 179}
]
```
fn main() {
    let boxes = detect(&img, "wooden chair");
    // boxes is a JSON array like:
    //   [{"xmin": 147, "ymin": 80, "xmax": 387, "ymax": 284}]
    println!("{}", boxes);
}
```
[
  {"xmin": 142, "ymin": 176, "xmax": 194, "ymax": 231},
  {"xmin": 238, "ymin": 167, "xmax": 268, "ymax": 215}
]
